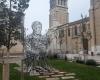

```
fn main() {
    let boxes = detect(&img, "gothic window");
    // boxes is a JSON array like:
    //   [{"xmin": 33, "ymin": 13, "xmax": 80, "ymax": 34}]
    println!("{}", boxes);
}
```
[
  {"xmin": 58, "ymin": 0, "xmax": 61, "ymax": 5},
  {"xmin": 50, "ymin": 0, "xmax": 56, "ymax": 9},
  {"xmin": 83, "ymin": 23, "xmax": 86, "ymax": 32},
  {"xmin": 64, "ymin": 0, "xmax": 66, "ymax": 6},
  {"xmin": 58, "ymin": 0, "xmax": 60, "ymax": 5},
  {"xmin": 91, "ymin": 0, "xmax": 94, "ymax": 7},
  {"xmin": 75, "ymin": 25, "xmax": 77, "ymax": 36},
  {"xmin": 50, "ymin": 15, "xmax": 53, "ymax": 26},
  {"xmin": 87, "ymin": 23, "xmax": 90, "ymax": 31},
  {"xmin": 68, "ymin": 28, "xmax": 70, "ymax": 36},
  {"xmin": 63, "ymin": 0, "xmax": 65, "ymax": 5},
  {"xmin": 59, "ymin": 29, "xmax": 64, "ymax": 38},
  {"xmin": 60, "ymin": 0, "xmax": 66, "ymax": 6},
  {"xmin": 61, "ymin": 0, "xmax": 63, "ymax": 5},
  {"xmin": 61, "ymin": 0, "xmax": 64, "ymax": 5},
  {"xmin": 50, "ymin": 0, "xmax": 53, "ymax": 9},
  {"xmin": 77, "ymin": 26, "xmax": 81, "ymax": 35}
]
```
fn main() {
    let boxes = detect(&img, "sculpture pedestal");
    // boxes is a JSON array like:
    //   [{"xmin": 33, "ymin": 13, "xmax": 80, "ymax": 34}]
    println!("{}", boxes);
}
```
[{"xmin": 0, "ymin": 56, "xmax": 23, "ymax": 80}]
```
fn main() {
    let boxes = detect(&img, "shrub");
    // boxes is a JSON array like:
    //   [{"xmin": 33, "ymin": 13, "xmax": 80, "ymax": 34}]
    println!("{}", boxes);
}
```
[
  {"xmin": 47, "ymin": 54, "xmax": 53, "ymax": 59},
  {"xmin": 65, "ymin": 56, "xmax": 68, "ymax": 61},
  {"xmin": 47, "ymin": 53, "xmax": 58, "ymax": 59},
  {"xmin": 76, "ymin": 60, "xmax": 84, "ymax": 64},
  {"xmin": 53, "ymin": 54, "xmax": 58, "ymax": 59},
  {"xmin": 86, "ymin": 59, "xmax": 97, "ymax": 66}
]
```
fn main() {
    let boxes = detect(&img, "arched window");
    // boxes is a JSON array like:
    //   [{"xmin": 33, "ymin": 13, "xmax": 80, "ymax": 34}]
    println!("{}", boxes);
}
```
[
  {"xmin": 68, "ymin": 28, "xmax": 70, "ymax": 36},
  {"xmin": 61, "ymin": 0, "xmax": 63, "ymax": 5},
  {"xmin": 77, "ymin": 25, "xmax": 81, "ymax": 35},
  {"xmin": 58, "ymin": 0, "xmax": 60, "ymax": 5},
  {"xmin": 50, "ymin": 0, "xmax": 56, "ymax": 9},
  {"xmin": 61, "ymin": 0, "xmax": 66, "ymax": 6},
  {"xmin": 75, "ymin": 26, "xmax": 77, "ymax": 36},
  {"xmin": 58, "ymin": 0, "xmax": 66, "ymax": 6},
  {"xmin": 58, "ymin": 0, "xmax": 62, "ymax": 5},
  {"xmin": 59, "ymin": 29, "xmax": 64, "ymax": 38},
  {"xmin": 64, "ymin": 0, "xmax": 66, "ymax": 6}
]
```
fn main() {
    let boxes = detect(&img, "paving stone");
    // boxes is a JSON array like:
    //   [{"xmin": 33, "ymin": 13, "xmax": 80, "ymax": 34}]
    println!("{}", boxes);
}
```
[
  {"xmin": 58, "ymin": 72, "xmax": 67, "ymax": 74},
  {"xmin": 30, "ymin": 72, "xmax": 40, "ymax": 76},
  {"xmin": 46, "ymin": 77, "xmax": 60, "ymax": 80},
  {"xmin": 64, "ymin": 73, "xmax": 76, "ymax": 76},
  {"xmin": 30, "ymin": 70, "xmax": 40, "ymax": 76},
  {"xmin": 40, "ymin": 72, "xmax": 55, "ymax": 76},
  {"xmin": 39, "ymin": 75, "xmax": 50, "ymax": 78},
  {"xmin": 61, "ymin": 76, "xmax": 75, "ymax": 80},
  {"xmin": 47, "ymin": 72, "xmax": 54, "ymax": 75},
  {"xmin": 51, "ymin": 74, "xmax": 64, "ymax": 77},
  {"xmin": 52, "ymin": 68, "xmax": 60, "ymax": 73},
  {"xmin": 74, "ymin": 79, "xmax": 79, "ymax": 80},
  {"xmin": 53, "ymin": 70, "xmax": 60, "ymax": 73}
]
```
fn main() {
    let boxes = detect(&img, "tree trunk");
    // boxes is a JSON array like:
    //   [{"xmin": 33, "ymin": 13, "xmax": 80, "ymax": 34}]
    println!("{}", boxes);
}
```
[{"xmin": 2, "ymin": 63, "xmax": 9, "ymax": 80}]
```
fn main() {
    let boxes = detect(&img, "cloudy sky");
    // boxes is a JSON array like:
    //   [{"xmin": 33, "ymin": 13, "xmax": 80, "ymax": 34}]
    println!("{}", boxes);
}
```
[{"xmin": 25, "ymin": 0, "xmax": 90, "ymax": 35}]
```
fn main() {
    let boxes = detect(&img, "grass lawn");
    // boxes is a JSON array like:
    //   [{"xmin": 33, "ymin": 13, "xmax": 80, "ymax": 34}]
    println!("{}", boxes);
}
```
[
  {"xmin": 48, "ymin": 59, "xmax": 100, "ymax": 80},
  {"xmin": 1, "ymin": 60, "xmax": 100, "ymax": 80},
  {"xmin": 0, "ymin": 64, "xmax": 45, "ymax": 80}
]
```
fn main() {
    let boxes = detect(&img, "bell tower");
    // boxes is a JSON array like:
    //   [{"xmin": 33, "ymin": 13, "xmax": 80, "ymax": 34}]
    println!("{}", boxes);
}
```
[
  {"xmin": 90, "ymin": 0, "xmax": 100, "ymax": 53},
  {"xmin": 49, "ymin": 0, "xmax": 69, "ymax": 28}
]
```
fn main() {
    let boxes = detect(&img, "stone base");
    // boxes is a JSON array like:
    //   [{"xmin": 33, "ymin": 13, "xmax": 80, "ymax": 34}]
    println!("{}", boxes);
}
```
[{"xmin": 2, "ymin": 63, "xmax": 9, "ymax": 80}]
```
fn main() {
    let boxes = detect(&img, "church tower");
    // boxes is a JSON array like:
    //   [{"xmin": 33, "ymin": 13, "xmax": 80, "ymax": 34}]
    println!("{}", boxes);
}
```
[
  {"xmin": 49, "ymin": 0, "xmax": 69, "ymax": 28},
  {"xmin": 47, "ymin": 0, "xmax": 68, "ymax": 54},
  {"xmin": 90, "ymin": 0, "xmax": 100, "ymax": 53}
]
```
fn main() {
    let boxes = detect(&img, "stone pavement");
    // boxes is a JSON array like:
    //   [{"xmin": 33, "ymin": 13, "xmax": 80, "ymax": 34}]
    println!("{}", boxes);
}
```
[
  {"xmin": 15, "ymin": 65, "xmax": 79, "ymax": 80},
  {"xmin": 39, "ymin": 71, "xmax": 78, "ymax": 80},
  {"xmin": 29, "ymin": 67, "xmax": 78, "ymax": 80}
]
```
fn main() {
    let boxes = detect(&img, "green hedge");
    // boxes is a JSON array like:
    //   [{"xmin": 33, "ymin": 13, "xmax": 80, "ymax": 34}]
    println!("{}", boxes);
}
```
[{"xmin": 86, "ymin": 59, "xmax": 97, "ymax": 66}]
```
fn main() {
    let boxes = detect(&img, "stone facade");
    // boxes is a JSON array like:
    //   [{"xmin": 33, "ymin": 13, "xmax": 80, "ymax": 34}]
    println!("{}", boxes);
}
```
[
  {"xmin": 89, "ymin": 0, "xmax": 100, "ymax": 54},
  {"xmin": 47, "ymin": 0, "xmax": 100, "ymax": 55}
]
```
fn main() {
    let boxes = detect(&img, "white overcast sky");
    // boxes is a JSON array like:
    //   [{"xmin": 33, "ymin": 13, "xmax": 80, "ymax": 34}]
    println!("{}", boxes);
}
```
[{"xmin": 25, "ymin": 0, "xmax": 90, "ymax": 35}]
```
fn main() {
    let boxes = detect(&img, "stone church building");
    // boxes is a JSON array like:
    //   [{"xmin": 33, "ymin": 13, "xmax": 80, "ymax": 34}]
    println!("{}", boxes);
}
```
[{"xmin": 47, "ymin": 0, "xmax": 100, "ymax": 55}]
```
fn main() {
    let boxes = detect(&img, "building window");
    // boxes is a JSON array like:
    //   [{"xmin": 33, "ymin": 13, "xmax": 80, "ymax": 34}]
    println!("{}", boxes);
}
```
[
  {"xmin": 75, "ymin": 26, "xmax": 77, "ymax": 36},
  {"xmin": 50, "ymin": 0, "xmax": 56, "ymax": 9},
  {"xmin": 77, "ymin": 26, "xmax": 81, "ymax": 35},
  {"xmin": 58, "ymin": 0, "xmax": 61, "ymax": 5},
  {"xmin": 59, "ymin": 29, "xmax": 64, "ymax": 38},
  {"xmin": 60, "ymin": 0, "xmax": 66, "ymax": 6},
  {"xmin": 61, "ymin": 0, "xmax": 63, "ymax": 5},
  {"xmin": 58, "ymin": 0, "xmax": 60, "ymax": 5},
  {"xmin": 87, "ymin": 23, "xmax": 90, "ymax": 30},
  {"xmin": 83, "ymin": 23, "xmax": 86, "ymax": 32},
  {"xmin": 68, "ymin": 28, "xmax": 70, "ymax": 36},
  {"xmin": 64, "ymin": 0, "xmax": 66, "ymax": 6}
]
